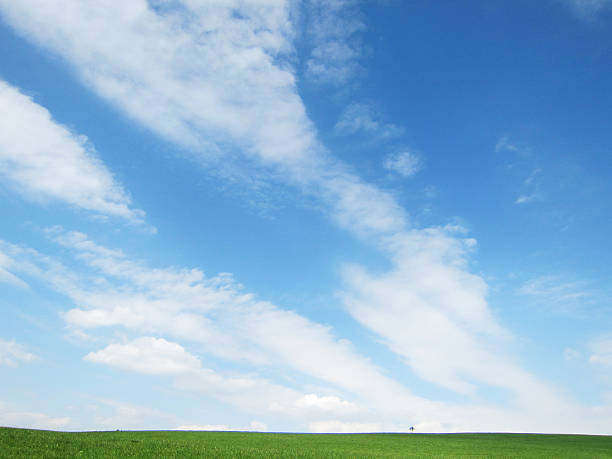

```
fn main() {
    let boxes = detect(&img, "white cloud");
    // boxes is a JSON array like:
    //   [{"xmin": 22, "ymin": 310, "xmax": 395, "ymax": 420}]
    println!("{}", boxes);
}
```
[
  {"xmin": 423, "ymin": 185, "xmax": 437, "ymax": 199},
  {"xmin": 518, "ymin": 275, "xmax": 592, "ymax": 310},
  {"xmin": 318, "ymin": 173, "xmax": 406, "ymax": 236},
  {"xmin": 589, "ymin": 337, "xmax": 612, "ymax": 366},
  {"xmin": 84, "ymin": 336, "xmax": 359, "ymax": 419},
  {"xmin": 25, "ymin": 228, "xmax": 414, "ymax": 410},
  {"xmin": 495, "ymin": 136, "xmax": 544, "ymax": 205},
  {"xmin": 90, "ymin": 399, "xmax": 181, "ymax": 431},
  {"xmin": 383, "ymin": 151, "xmax": 423, "ymax": 177},
  {"xmin": 0, "ymin": 0, "xmax": 409, "ymax": 240},
  {"xmin": 304, "ymin": 0, "xmax": 365, "ymax": 85},
  {"xmin": 0, "ymin": 339, "xmax": 35, "ymax": 367},
  {"xmin": 308, "ymin": 420, "xmax": 381, "ymax": 433},
  {"xmin": 2, "ymin": 2, "xmax": 612, "ymax": 433},
  {"xmin": 85, "ymin": 337, "xmax": 293, "ymax": 411},
  {"xmin": 0, "ymin": 250, "xmax": 28, "ymax": 288},
  {"xmin": 246, "ymin": 420, "xmax": 268, "ymax": 432},
  {"xmin": 564, "ymin": 348, "xmax": 581, "ymax": 361},
  {"xmin": 295, "ymin": 394, "xmax": 356, "ymax": 413},
  {"xmin": 341, "ymin": 227, "xmax": 568, "ymax": 411},
  {"xmin": 515, "ymin": 193, "xmax": 541, "ymax": 204},
  {"xmin": 0, "ymin": 1, "xmax": 301, "ymax": 160},
  {"xmin": 515, "ymin": 168, "xmax": 543, "ymax": 204},
  {"xmin": 176, "ymin": 421, "xmax": 267, "ymax": 432},
  {"xmin": 0, "ymin": 267, "xmax": 26, "ymax": 288},
  {"xmin": 335, "ymin": 103, "xmax": 404, "ymax": 139},
  {"xmin": 6, "ymin": 233, "xmax": 612, "ymax": 432},
  {"xmin": 0, "ymin": 400, "xmax": 70, "ymax": 430},
  {"xmin": 175, "ymin": 424, "xmax": 231, "ymax": 431},
  {"xmin": 38, "ymin": 227, "xmax": 420, "ymax": 417},
  {"xmin": 85, "ymin": 337, "xmax": 201, "ymax": 375},
  {"xmin": 0, "ymin": 80, "xmax": 145, "ymax": 223},
  {"xmin": 565, "ymin": 0, "xmax": 612, "ymax": 17},
  {"xmin": 495, "ymin": 135, "xmax": 522, "ymax": 154},
  {"xmin": 523, "ymin": 168, "xmax": 542, "ymax": 186}
]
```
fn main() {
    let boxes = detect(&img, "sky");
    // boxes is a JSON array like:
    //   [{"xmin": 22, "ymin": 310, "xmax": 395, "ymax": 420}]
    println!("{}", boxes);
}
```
[{"xmin": 0, "ymin": 0, "xmax": 612, "ymax": 434}]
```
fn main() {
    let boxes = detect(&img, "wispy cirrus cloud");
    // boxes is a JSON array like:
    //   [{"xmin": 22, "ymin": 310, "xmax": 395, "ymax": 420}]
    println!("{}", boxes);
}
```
[
  {"xmin": 515, "ymin": 193, "xmax": 541, "ymax": 204},
  {"xmin": 564, "ymin": 0, "xmax": 612, "ymax": 18},
  {"xmin": 303, "ymin": 0, "xmax": 365, "ymax": 86},
  {"xmin": 0, "ymin": 0, "xmax": 408, "ymax": 239},
  {"xmin": 84, "ymin": 337, "xmax": 311, "ymax": 416},
  {"xmin": 0, "ymin": 401, "xmax": 70, "ymax": 430},
  {"xmin": 0, "ymin": 250, "xmax": 28, "ymax": 288},
  {"xmin": 3, "ymin": 1, "xmax": 612, "ymax": 434},
  {"xmin": 4, "ymin": 231, "xmax": 612, "ymax": 432},
  {"xmin": 514, "ymin": 168, "xmax": 543, "ymax": 204},
  {"xmin": 0, "ymin": 0, "xmax": 301, "ymax": 160},
  {"xmin": 308, "ymin": 420, "xmax": 383, "ymax": 433},
  {"xmin": 518, "ymin": 275, "xmax": 594, "ymax": 312},
  {"xmin": 175, "ymin": 421, "xmax": 267, "ymax": 432},
  {"xmin": 589, "ymin": 336, "xmax": 612, "ymax": 367},
  {"xmin": 335, "ymin": 103, "xmax": 404, "ymax": 139},
  {"xmin": 0, "ymin": 231, "xmax": 421, "ymax": 425},
  {"xmin": 88, "ymin": 398, "xmax": 182, "ymax": 431},
  {"xmin": 0, "ymin": 338, "xmax": 35, "ymax": 367},
  {"xmin": 0, "ymin": 80, "xmax": 145, "ymax": 224},
  {"xmin": 383, "ymin": 151, "xmax": 423, "ymax": 178},
  {"xmin": 334, "ymin": 104, "xmax": 422, "ymax": 180},
  {"xmin": 495, "ymin": 135, "xmax": 525, "ymax": 155},
  {"xmin": 342, "ymin": 227, "xmax": 556, "ymax": 403},
  {"xmin": 495, "ymin": 135, "xmax": 545, "ymax": 205}
]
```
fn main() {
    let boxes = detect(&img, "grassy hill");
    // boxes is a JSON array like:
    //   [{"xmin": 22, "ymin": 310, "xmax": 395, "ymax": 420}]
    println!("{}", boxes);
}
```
[{"xmin": 1, "ymin": 427, "xmax": 611, "ymax": 458}]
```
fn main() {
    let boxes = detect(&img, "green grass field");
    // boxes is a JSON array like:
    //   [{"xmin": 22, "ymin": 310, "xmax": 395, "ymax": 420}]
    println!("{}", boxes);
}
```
[{"xmin": 1, "ymin": 427, "xmax": 611, "ymax": 458}]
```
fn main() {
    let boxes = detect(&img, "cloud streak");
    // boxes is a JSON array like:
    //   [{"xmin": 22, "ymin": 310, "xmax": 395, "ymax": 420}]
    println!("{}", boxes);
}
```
[
  {"xmin": 589, "ymin": 336, "xmax": 612, "ymax": 367},
  {"xmin": 0, "ymin": 401, "xmax": 70, "ymax": 430},
  {"xmin": 2, "ymin": 1, "xmax": 612, "ymax": 434},
  {"xmin": 341, "ymin": 227, "xmax": 565, "ymax": 409},
  {"xmin": 518, "ymin": 275, "xmax": 595, "ymax": 314},
  {"xmin": 335, "ymin": 103, "xmax": 404, "ymax": 139},
  {"xmin": 565, "ymin": 0, "xmax": 612, "ymax": 18},
  {"xmin": 0, "ymin": 0, "xmax": 410, "ymax": 240},
  {"xmin": 0, "ymin": 338, "xmax": 34, "ymax": 367},
  {"xmin": 383, "ymin": 151, "xmax": 423, "ymax": 177},
  {"xmin": 0, "ymin": 80, "xmax": 145, "ymax": 223},
  {"xmin": 4, "ymin": 231, "xmax": 612, "ymax": 432},
  {"xmin": 303, "ymin": 0, "xmax": 365, "ymax": 85},
  {"xmin": 1, "ymin": 232, "xmax": 427, "ymax": 425}
]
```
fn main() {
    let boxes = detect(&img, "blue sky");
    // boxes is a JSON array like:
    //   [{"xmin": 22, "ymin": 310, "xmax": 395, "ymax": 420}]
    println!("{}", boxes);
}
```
[{"xmin": 0, "ymin": 0, "xmax": 611, "ymax": 433}]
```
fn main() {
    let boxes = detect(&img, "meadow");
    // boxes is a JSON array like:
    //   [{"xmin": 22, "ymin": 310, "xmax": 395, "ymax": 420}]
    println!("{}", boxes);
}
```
[{"xmin": 1, "ymin": 427, "xmax": 611, "ymax": 458}]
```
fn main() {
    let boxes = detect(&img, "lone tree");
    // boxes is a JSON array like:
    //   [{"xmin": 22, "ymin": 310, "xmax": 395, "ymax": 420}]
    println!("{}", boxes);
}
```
[{"xmin": 409, "ymin": 426, "xmax": 415, "ymax": 432}]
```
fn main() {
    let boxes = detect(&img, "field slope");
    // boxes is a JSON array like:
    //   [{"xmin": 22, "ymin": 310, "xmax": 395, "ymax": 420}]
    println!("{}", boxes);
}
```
[{"xmin": 1, "ymin": 427, "xmax": 612, "ymax": 458}]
